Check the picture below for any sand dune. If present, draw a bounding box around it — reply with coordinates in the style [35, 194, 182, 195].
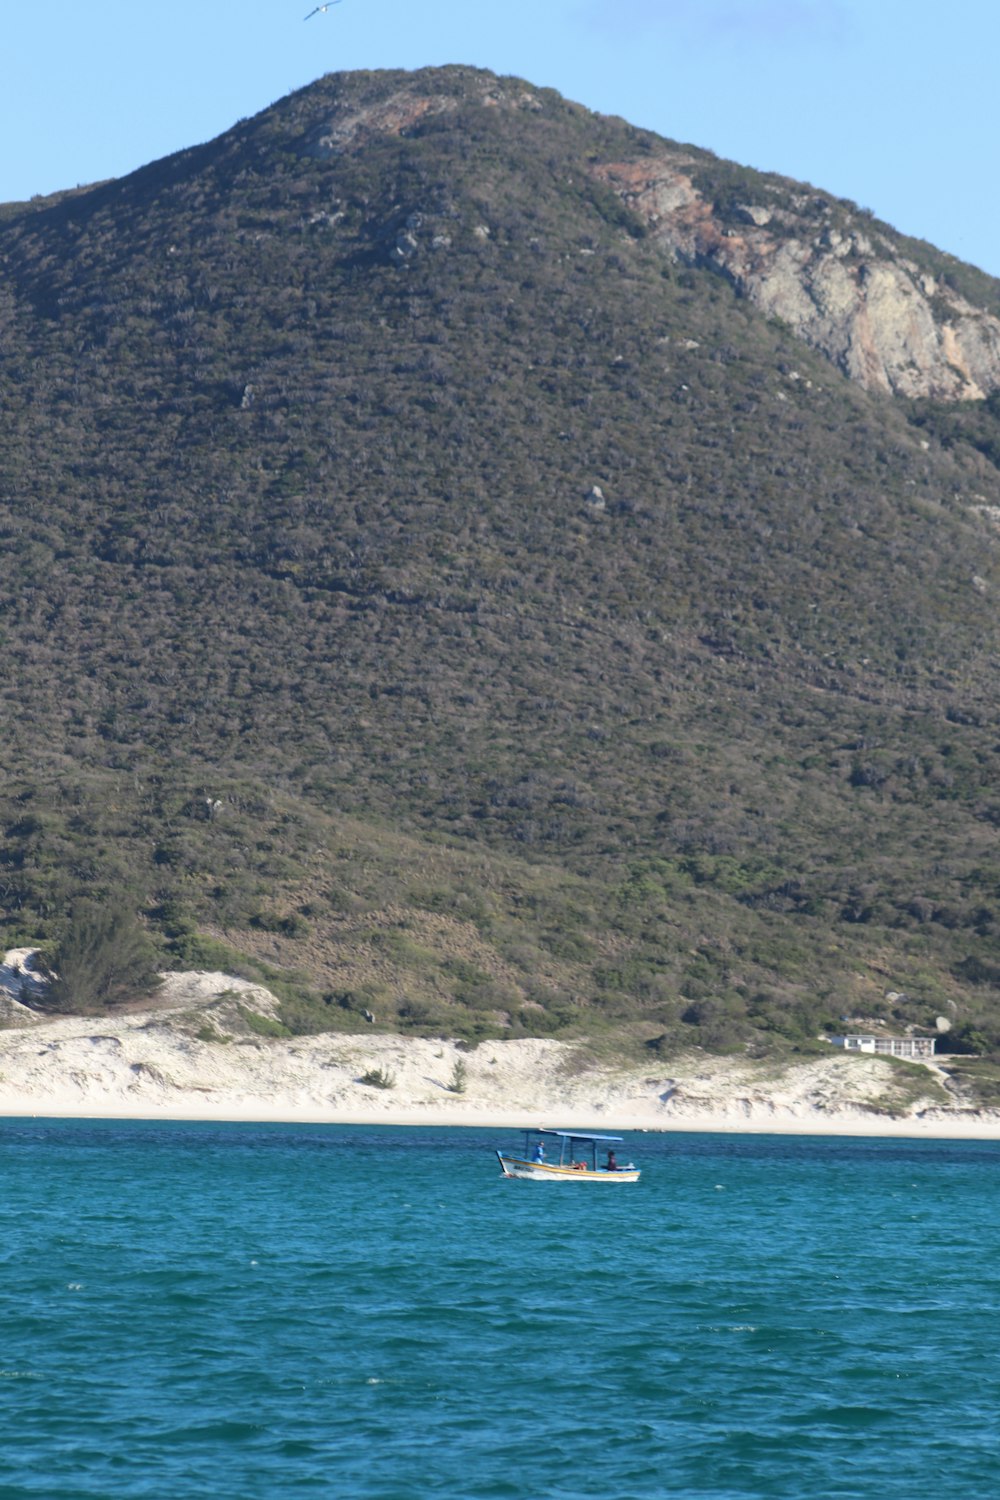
[0, 963, 996, 1138]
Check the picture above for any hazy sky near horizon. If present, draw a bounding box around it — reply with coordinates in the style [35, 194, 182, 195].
[4, 0, 997, 277]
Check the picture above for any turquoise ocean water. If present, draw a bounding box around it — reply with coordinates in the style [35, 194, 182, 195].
[2, 1121, 999, 1498]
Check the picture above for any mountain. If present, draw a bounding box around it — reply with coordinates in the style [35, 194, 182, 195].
[1, 66, 999, 1079]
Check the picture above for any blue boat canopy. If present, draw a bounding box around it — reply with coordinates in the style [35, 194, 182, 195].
[536, 1129, 624, 1143]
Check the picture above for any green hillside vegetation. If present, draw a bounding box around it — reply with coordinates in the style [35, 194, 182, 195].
[0, 67, 999, 1065]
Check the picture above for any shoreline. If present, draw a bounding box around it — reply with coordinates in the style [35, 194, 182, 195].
[2, 1103, 999, 1140]
[2, 1093, 999, 1143]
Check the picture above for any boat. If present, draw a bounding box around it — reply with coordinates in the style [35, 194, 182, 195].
[496, 1128, 641, 1182]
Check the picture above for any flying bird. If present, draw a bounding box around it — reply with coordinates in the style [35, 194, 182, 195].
[304, 2, 342, 16]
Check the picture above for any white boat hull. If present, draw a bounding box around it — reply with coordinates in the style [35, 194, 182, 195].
[497, 1154, 640, 1182]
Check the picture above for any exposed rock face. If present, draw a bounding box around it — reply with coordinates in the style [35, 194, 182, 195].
[593, 157, 1000, 401]
[299, 77, 543, 158]
[300, 91, 457, 157]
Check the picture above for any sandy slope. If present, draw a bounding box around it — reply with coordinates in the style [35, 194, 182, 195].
[0, 962, 996, 1138]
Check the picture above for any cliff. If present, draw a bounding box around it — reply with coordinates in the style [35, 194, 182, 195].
[593, 153, 1000, 400]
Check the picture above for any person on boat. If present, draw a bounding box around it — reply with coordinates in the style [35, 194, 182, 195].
[532, 1142, 546, 1163]
[605, 1150, 618, 1171]
[572, 1159, 587, 1171]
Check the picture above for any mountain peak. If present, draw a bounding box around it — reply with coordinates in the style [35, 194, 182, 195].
[245, 65, 1000, 403]
[289, 65, 549, 158]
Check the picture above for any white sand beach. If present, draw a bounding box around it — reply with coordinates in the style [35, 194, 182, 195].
[0, 958, 997, 1138]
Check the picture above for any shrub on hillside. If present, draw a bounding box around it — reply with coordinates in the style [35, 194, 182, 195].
[43, 901, 162, 1014]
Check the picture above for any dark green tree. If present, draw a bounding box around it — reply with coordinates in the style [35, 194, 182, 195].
[44, 902, 162, 1014]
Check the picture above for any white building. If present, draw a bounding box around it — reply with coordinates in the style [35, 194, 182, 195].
[831, 1034, 936, 1059]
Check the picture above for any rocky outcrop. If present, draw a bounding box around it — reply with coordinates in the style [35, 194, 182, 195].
[299, 77, 543, 158]
[593, 156, 1000, 401]
[300, 90, 457, 157]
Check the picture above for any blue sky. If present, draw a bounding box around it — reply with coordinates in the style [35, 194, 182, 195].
[4, 0, 997, 277]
